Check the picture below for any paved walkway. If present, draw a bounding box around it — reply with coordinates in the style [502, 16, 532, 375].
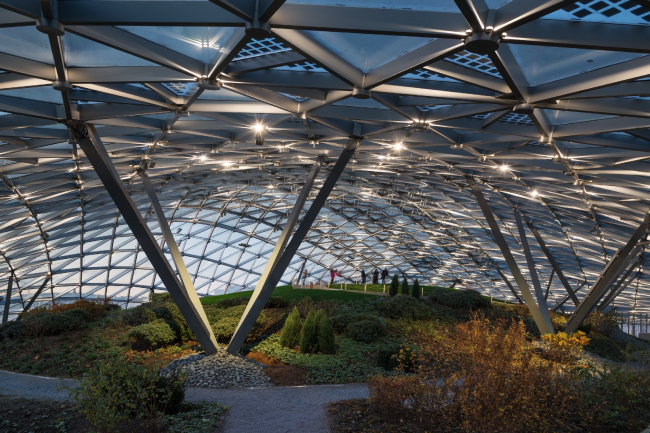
[0, 370, 368, 433]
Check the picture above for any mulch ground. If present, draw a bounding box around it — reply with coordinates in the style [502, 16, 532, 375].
[246, 351, 308, 386]
[328, 398, 419, 433]
[0, 394, 88, 433]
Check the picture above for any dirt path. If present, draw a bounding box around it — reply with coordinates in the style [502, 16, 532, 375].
[0, 369, 368, 433]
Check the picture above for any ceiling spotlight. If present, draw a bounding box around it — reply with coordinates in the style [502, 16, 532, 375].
[253, 123, 265, 134]
[393, 142, 403, 150]
[198, 155, 207, 163]
[499, 165, 509, 172]
[531, 190, 538, 197]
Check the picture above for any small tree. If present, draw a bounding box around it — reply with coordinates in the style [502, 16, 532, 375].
[299, 309, 319, 354]
[280, 307, 302, 348]
[389, 274, 399, 297]
[401, 276, 409, 295]
[317, 313, 336, 354]
[412, 279, 421, 299]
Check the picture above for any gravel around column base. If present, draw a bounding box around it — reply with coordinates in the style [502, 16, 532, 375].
[161, 349, 274, 388]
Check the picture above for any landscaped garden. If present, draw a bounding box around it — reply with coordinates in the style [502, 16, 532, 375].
[1, 276, 649, 432]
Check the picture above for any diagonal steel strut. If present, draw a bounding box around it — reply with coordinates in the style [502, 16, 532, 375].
[66, 121, 219, 355]
[227, 138, 360, 354]
[467, 177, 554, 335]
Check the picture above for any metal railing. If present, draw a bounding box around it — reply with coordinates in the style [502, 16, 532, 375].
[619, 312, 650, 337]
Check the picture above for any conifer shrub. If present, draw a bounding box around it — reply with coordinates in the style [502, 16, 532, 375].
[401, 277, 409, 295]
[412, 279, 421, 299]
[210, 317, 240, 342]
[345, 318, 386, 343]
[128, 319, 176, 348]
[280, 307, 302, 348]
[299, 309, 319, 353]
[389, 274, 399, 297]
[380, 295, 431, 320]
[429, 288, 491, 310]
[317, 313, 336, 354]
[0, 320, 24, 339]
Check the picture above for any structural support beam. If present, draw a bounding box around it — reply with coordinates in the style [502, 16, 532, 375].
[514, 210, 555, 333]
[467, 177, 554, 335]
[554, 281, 587, 311]
[527, 222, 579, 306]
[65, 121, 219, 355]
[2, 274, 13, 324]
[564, 213, 650, 334]
[544, 269, 554, 301]
[141, 170, 198, 297]
[600, 256, 643, 311]
[227, 138, 360, 354]
[17, 275, 51, 320]
[495, 266, 524, 304]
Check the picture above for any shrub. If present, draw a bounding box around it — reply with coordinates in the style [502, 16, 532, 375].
[540, 331, 589, 364]
[290, 297, 336, 318]
[70, 359, 186, 433]
[376, 343, 415, 372]
[584, 332, 627, 362]
[22, 298, 115, 321]
[317, 313, 336, 354]
[266, 296, 284, 308]
[153, 302, 193, 341]
[210, 317, 240, 343]
[401, 277, 409, 295]
[215, 297, 250, 309]
[299, 309, 319, 354]
[151, 292, 172, 302]
[412, 279, 421, 299]
[128, 319, 177, 348]
[389, 274, 399, 297]
[22, 309, 90, 338]
[345, 319, 386, 343]
[429, 289, 491, 310]
[0, 320, 24, 339]
[380, 295, 430, 321]
[280, 307, 302, 348]
[330, 313, 377, 334]
[585, 309, 620, 335]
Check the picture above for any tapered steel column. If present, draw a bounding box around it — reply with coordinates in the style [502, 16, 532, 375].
[17, 275, 51, 320]
[495, 266, 524, 303]
[514, 211, 554, 333]
[565, 213, 650, 334]
[141, 171, 197, 294]
[467, 177, 554, 335]
[2, 274, 13, 324]
[227, 138, 360, 354]
[527, 222, 579, 306]
[544, 270, 554, 301]
[600, 257, 642, 310]
[65, 120, 219, 355]
[554, 281, 587, 312]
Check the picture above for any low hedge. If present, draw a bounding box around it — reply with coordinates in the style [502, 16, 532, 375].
[128, 319, 177, 348]
[345, 319, 386, 343]
[379, 295, 431, 321]
[429, 289, 491, 310]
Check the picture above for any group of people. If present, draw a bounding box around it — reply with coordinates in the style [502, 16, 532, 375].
[299, 267, 393, 285]
[360, 268, 390, 285]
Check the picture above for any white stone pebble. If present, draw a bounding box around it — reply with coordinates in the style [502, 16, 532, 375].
[160, 348, 274, 389]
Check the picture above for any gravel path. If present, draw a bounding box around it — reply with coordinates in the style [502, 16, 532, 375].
[0, 369, 368, 433]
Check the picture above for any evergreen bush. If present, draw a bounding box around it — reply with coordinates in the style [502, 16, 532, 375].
[401, 277, 409, 295]
[429, 289, 491, 310]
[389, 274, 399, 297]
[128, 319, 177, 348]
[22, 309, 90, 337]
[70, 359, 186, 433]
[266, 296, 284, 308]
[345, 319, 386, 343]
[0, 320, 24, 339]
[330, 313, 377, 334]
[380, 295, 431, 320]
[412, 279, 421, 299]
[210, 317, 240, 342]
[317, 313, 336, 354]
[280, 307, 302, 348]
[299, 309, 319, 353]
[215, 297, 250, 309]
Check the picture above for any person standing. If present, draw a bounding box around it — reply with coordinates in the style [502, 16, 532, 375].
[381, 268, 389, 285]
[361, 269, 366, 284]
[302, 268, 308, 286]
[330, 268, 336, 285]
[372, 268, 379, 284]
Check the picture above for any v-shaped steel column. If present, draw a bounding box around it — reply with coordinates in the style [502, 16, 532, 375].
[66, 121, 219, 354]
[565, 213, 650, 334]
[467, 177, 554, 335]
[2, 274, 13, 324]
[227, 138, 360, 354]
[514, 210, 554, 333]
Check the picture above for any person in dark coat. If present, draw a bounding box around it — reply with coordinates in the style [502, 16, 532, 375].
[361, 269, 366, 284]
[372, 268, 379, 284]
[381, 268, 389, 284]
